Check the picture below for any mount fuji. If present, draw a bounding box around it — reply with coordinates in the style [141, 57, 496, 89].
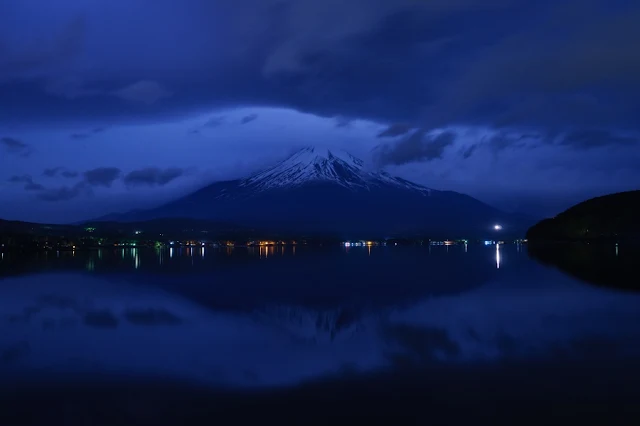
[97, 147, 531, 236]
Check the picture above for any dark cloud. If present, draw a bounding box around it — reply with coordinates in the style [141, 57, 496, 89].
[43, 167, 63, 177]
[240, 114, 258, 124]
[61, 170, 79, 179]
[1, 137, 31, 156]
[8, 175, 32, 184]
[43, 167, 78, 178]
[70, 133, 90, 140]
[460, 144, 478, 159]
[460, 133, 534, 159]
[204, 116, 226, 128]
[24, 181, 45, 191]
[83, 167, 122, 187]
[124, 308, 182, 326]
[377, 123, 414, 138]
[37, 182, 88, 202]
[83, 310, 119, 329]
[2, 0, 639, 144]
[429, 2, 640, 131]
[374, 130, 457, 166]
[111, 80, 173, 105]
[8, 175, 86, 200]
[7, 175, 44, 191]
[123, 168, 185, 187]
[559, 129, 638, 150]
[486, 133, 530, 152]
[0, 15, 85, 80]
[69, 127, 107, 139]
[335, 116, 352, 128]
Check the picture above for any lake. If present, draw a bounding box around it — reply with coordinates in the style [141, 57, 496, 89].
[1, 243, 639, 424]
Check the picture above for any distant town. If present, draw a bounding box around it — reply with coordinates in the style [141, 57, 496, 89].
[0, 218, 527, 253]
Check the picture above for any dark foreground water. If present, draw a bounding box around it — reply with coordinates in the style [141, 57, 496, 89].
[0, 243, 639, 425]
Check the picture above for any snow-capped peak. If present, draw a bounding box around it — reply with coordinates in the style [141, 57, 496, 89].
[278, 146, 364, 170]
[241, 146, 432, 195]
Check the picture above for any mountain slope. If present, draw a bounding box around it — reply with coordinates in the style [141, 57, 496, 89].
[96, 147, 531, 237]
[527, 190, 640, 241]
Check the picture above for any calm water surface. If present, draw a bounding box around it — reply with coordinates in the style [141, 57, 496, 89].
[0, 244, 638, 424]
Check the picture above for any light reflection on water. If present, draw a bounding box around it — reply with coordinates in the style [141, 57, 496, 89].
[0, 245, 639, 390]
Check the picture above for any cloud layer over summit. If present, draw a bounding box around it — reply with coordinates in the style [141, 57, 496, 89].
[1, 0, 639, 222]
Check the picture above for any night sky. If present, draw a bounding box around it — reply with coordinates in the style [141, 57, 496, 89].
[1, 0, 639, 223]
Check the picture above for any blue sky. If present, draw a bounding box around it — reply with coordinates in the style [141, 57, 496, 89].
[1, 0, 639, 222]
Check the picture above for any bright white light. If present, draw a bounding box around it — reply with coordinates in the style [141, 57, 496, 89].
[496, 243, 501, 269]
[494, 225, 502, 230]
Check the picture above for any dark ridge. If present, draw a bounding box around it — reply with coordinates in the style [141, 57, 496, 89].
[526, 190, 640, 242]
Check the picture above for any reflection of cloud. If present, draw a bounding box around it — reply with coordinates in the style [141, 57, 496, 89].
[1, 341, 31, 363]
[383, 324, 460, 367]
[124, 308, 182, 325]
[83, 310, 119, 328]
[36, 294, 79, 310]
[387, 275, 640, 363]
[41, 318, 56, 331]
[2, 258, 640, 390]
[5, 294, 86, 326]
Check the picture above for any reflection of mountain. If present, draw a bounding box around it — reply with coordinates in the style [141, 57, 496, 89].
[145, 248, 498, 316]
[253, 306, 362, 342]
[0, 247, 499, 325]
[527, 243, 640, 291]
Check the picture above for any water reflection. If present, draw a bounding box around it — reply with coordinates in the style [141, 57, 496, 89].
[0, 244, 639, 395]
[133, 248, 140, 269]
[259, 245, 275, 258]
[528, 242, 640, 291]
